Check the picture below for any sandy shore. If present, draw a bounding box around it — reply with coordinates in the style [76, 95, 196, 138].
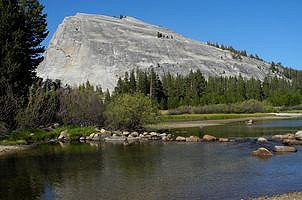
[150, 113, 302, 130]
[253, 192, 302, 200]
[0, 145, 28, 157]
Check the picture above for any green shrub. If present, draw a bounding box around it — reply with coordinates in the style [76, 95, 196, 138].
[58, 86, 105, 126]
[167, 100, 275, 115]
[16, 87, 59, 128]
[104, 93, 159, 129]
[0, 93, 22, 129]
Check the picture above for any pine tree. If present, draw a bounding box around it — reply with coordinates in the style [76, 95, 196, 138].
[0, 0, 48, 96]
[129, 69, 136, 93]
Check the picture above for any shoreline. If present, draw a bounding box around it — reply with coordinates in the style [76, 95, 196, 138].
[253, 192, 302, 200]
[0, 145, 29, 157]
[148, 113, 302, 130]
[1, 113, 302, 157]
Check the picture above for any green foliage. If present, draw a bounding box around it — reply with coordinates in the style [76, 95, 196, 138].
[53, 126, 96, 138]
[104, 93, 159, 129]
[0, 0, 48, 96]
[206, 41, 263, 61]
[16, 80, 60, 128]
[0, 92, 22, 129]
[167, 100, 275, 115]
[58, 81, 105, 126]
[113, 68, 302, 109]
[160, 113, 272, 122]
[15, 80, 105, 129]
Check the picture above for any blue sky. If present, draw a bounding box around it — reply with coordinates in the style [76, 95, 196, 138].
[41, 0, 302, 69]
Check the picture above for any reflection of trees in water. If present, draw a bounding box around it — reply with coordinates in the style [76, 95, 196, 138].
[0, 142, 163, 199]
[103, 142, 163, 176]
[0, 143, 104, 200]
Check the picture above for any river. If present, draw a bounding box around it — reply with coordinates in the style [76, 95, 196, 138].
[1, 118, 302, 200]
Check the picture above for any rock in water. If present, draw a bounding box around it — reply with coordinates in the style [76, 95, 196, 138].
[202, 134, 217, 142]
[37, 13, 285, 91]
[219, 138, 229, 142]
[58, 130, 69, 140]
[175, 136, 186, 142]
[252, 147, 273, 157]
[295, 131, 302, 140]
[282, 139, 302, 146]
[257, 137, 268, 143]
[273, 146, 297, 153]
[185, 136, 201, 142]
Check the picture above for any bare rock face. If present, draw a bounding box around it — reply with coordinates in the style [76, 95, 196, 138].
[37, 13, 285, 91]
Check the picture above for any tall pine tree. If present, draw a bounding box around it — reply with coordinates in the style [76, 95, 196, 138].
[0, 0, 48, 96]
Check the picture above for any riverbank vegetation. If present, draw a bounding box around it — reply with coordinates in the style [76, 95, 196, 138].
[2, 0, 302, 144]
[114, 68, 302, 109]
[160, 113, 272, 122]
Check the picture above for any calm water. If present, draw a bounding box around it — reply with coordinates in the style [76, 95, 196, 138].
[169, 118, 302, 138]
[1, 118, 302, 200]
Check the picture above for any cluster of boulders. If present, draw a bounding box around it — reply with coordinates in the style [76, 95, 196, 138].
[56, 128, 232, 144]
[57, 128, 174, 143]
[252, 131, 302, 157]
[175, 134, 230, 143]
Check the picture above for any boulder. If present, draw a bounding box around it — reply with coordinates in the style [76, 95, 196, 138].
[122, 131, 130, 136]
[79, 136, 86, 141]
[92, 133, 102, 141]
[86, 133, 95, 140]
[162, 136, 169, 142]
[160, 133, 167, 137]
[219, 138, 229, 142]
[247, 119, 253, 125]
[130, 132, 139, 137]
[127, 136, 140, 142]
[295, 131, 302, 140]
[175, 136, 186, 142]
[151, 135, 161, 140]
[112, 131, 122, 136]
[283, 139, 302, 146]
[58, 130, 69, 140]
[100, 128, 107, 134]
[272, 133, 295, 141]
[251, 147, 273, 157]
[273, 146, 297, 153]
[185, 136, 201, 142]
[53, 123, 60, 128]
[143, 132, 149, 136]
[150, 132, 159, 136]
[272, 135, 284, 141]
[257, 137, 268, 143]
[162, 134, 173, 142]
[105, 136, 126, 143]
[202, 134, 217, 142]
[143, 135, 152, 140]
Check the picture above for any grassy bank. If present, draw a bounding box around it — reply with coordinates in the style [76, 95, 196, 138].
[160, 113, 272, 122]
[0, 126, 96, 145]
[0, 113, 274, 144]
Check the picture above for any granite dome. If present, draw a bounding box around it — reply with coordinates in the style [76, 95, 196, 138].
[37, 13, 284, 90]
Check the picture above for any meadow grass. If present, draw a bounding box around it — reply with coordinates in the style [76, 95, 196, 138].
[160, 113, 272, 122]
[0, 126, 96, 145]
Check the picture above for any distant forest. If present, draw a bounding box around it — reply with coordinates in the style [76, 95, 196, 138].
[114, 68, 302, 109]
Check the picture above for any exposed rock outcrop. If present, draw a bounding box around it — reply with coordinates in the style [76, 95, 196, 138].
[37, 13, 285, 90]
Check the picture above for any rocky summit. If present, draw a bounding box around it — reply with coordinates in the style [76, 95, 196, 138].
[37, 13, 284, 90]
